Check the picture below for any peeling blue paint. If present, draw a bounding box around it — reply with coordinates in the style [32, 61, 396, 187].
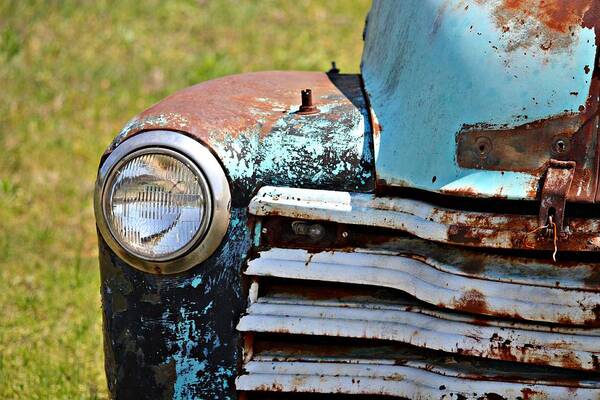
[190, 276, 203, 289]
[363, 0, 597, 196]
[100, 209, 252, 399]
[253, 220, 262, 248]
[100, 74, 374, 398]
[210, 96, 373, 196]
[164, 307, 206, 400]
[109, 113, 191, 152]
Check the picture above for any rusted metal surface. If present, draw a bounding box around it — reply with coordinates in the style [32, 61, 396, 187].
[237, 294, 600, 371]
[538, 159, 576, 232]
[362, 0, 600, 202]
[258, 224, 600, 293]
[457, 115, 584, 172]
[99, 208, 252, 399]
[237, 339, 600, 398]
[250, 336, 600, 384]
[245, 246, 600, 325]
[98, 72, 375, 398]
[96, 2, 600, 398]
[456, 113, 598, 203]
[104, 72, 375, 206]
[249, 185, 600, 252]
[237, 360, 600, 398]
[456, 110, 599, 203]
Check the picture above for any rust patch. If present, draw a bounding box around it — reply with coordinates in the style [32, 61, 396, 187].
[584, 304, 600, 326]
[582, 0, 600, 34]
[453, 289, 489, 314]
[255, 383, 284, 392]
[557, 316, 574, 325]
[559, 352, 583, 370]
[483, 0, 594, 51]
[592, 354, 600, 370]
[488, 333, 518, 362]
[521, 388, 544, 400]
[447, 225, 484, 245]
[457, 114, 585, 173]
[105, 72, 372, 156]
[536, 0, 592, 33]
[458, 0, 600, 203]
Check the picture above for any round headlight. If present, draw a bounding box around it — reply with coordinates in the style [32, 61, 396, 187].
[95, 131, 231, 274]
[103, 149, 212, 261]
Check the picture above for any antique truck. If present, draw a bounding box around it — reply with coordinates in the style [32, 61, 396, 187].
[94, 1, 600, 399]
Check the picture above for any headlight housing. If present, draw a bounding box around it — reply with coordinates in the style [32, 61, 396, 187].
[94, 131, 231, 274]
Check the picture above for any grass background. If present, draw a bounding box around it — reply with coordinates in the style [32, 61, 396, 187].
[0, 1, 370, 398]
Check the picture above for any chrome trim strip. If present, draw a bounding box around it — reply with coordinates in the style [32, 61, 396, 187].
[94, 130, 231, 274]
[237, 296, 600, 371]
[236, 359, 600, 398]
[248, 186, 600, 251]
[246, 248, 600, 325]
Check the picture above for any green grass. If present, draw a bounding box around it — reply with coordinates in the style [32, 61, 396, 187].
[0, 1, 369, 398]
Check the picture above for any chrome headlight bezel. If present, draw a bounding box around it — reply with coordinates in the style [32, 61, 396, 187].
[94, 130, 231, 274]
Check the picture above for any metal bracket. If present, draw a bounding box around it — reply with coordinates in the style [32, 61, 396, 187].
[538, 159, 576, 232]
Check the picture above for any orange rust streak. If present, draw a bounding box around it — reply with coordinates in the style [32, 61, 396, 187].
[452, 289, 489, 314]
[504, 0, 524, 7]
[501, 0, 593, 33]
[538, 0, 593, 33]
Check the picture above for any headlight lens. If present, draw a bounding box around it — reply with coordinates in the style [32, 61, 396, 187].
[103, 149, 212, 261]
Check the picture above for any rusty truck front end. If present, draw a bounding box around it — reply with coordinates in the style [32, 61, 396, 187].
[94, 1, 600, 399]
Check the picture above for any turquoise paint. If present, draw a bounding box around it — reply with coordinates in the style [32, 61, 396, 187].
[165, 306, 207, 400]
[440, 171, 539, 200]
[363, 0, 597, 199]
[190, 276, 203, 289]
[109, 75, 375, 200]
[166, 302, 233, 400]
[210, 96, 373, 191]
[253, 220, 262, 248]
[160, 210, 251, 400]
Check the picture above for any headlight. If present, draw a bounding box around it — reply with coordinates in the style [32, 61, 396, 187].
[95, 131, 231, 274]
[103, 149, 211, 260]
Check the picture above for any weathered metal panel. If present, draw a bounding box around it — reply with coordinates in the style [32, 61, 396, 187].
[99, 208, 251, 400]
[249, 186, 600, 252]
[105, 72, 375, 206]
[254, 235, 600, 291]
[98, 72, 375, 399]
[237, 359, 600, 398]
[237, 295, 600, 371]
[362, 0, 600, 201]
[246, 247, 600, 325]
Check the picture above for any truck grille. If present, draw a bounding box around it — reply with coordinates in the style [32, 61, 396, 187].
[236, 186, 600, 399]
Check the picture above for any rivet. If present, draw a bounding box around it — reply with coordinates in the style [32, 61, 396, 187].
[552, 137, 569, 154]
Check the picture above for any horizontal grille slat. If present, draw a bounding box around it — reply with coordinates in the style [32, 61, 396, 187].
[249, 186, 600, 252]
[238, 294, 600, 371]
[239, 187, 600, 396]
[247, 247, 600, 325]
[237, 336, 600, 398]
[237, 360, 600, 399]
